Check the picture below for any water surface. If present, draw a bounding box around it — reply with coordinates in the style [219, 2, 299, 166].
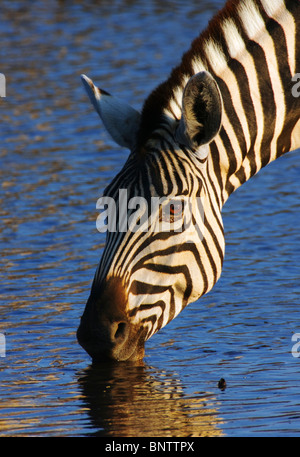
[0, 0, 300, 437]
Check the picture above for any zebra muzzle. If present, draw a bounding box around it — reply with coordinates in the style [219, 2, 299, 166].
[77, 277, 146, 362]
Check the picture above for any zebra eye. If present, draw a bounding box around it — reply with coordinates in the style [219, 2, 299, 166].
[160, 200, 184, 223]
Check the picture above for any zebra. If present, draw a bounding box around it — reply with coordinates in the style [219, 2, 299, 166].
[77, 0, 300, 362]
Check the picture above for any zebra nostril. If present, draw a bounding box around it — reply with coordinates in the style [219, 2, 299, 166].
[114, 322, 127, 341]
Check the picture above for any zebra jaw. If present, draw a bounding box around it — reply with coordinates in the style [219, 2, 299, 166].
[77, 0, 300, 364]
[78, 71, 224, 362]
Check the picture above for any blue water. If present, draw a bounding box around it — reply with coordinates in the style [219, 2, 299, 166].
[0, 0, 299, 437]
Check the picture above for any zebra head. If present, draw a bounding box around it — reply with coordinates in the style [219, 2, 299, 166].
[77, 71, 224, 362]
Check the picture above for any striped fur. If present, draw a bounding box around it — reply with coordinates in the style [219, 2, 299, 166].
[138, 0, 299, 202]
[78, 0, 300, 361]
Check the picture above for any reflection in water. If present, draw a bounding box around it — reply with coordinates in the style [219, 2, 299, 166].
[77, 362, 223, 437]
[1, 0, 299, 437]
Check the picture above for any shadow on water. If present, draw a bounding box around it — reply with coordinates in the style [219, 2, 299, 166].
[77, 361, 224, 437]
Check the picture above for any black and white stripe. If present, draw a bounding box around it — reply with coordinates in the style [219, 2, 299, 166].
[78, 0, 299, 359]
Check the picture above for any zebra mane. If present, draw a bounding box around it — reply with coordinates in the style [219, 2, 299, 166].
[137, 0, 286, 148]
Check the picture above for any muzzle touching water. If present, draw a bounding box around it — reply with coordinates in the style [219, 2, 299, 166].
[77, 277, 146, 362]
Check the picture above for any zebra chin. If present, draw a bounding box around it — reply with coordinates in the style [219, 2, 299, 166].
[77, 325, 146, 363]
[76, 277, 147, 363]
[77, 320, 147, 363]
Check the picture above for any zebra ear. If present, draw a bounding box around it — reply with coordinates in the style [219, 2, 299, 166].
[176, 71, 222, 152]
[81, 74, 141, 149]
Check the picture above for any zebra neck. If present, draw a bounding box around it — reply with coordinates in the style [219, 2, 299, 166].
[212, 0, 300, 204]
[139, 0, 299, 206]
